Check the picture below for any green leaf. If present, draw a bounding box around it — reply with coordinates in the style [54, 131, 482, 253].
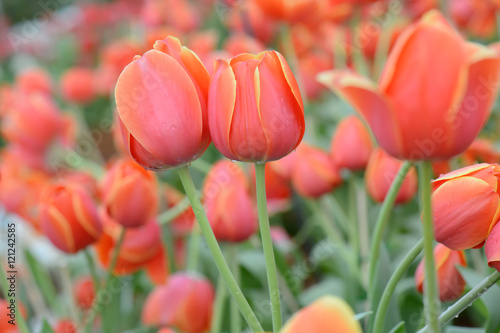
[24, 250, 59, 311]
[354, 311, 373, 321]
[388, 321, 406, 333]
[40, 319, 55, 333]
[445, 326, 485, 333]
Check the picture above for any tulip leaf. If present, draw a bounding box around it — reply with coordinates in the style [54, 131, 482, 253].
[354, 311, 373, 321]
[40, 319, 55, 333]
[24, 249, 59, 312]
[445, 327, 484, 333]
[388, 321, 405, 333]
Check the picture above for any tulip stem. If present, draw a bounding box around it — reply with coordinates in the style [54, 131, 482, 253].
[372, 239, 424, 333]
[348, 176, 360, 267]
[211, 274, 227, 333]
[84, 249, 100, 290]
[187, 223, 201, 271]
[416, 270, 500, 333]
[255, 162, 283, 332]
[85, 228, 126, 332]
[157, 196, 191, 225]
[160, 223, 177, 274]
[419, 160, 441, 333]
[368, 161, 413, 307]
[0, 266, 30, 333]
[178, 166, 264, 332]
[229, 245, 241, 333]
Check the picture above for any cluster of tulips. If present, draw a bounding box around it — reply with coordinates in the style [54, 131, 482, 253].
[2, 0, 500, 333]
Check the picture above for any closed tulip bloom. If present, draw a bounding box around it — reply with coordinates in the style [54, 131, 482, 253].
[208, 51, 305, 162]
[365, 148, 418, 204]
[432, 163, 500, 250]
[281, 296, 362, 333]
[331, 116, 373, 170]
[60, 67, 96, 104]
[319, 11, 500, 160]
[415, 243, 467, 302]
[74, 276, 95, 311]
[101, 159, 158, 228]
[115, 36, 211, 170]
[203, 160, 258, 242]
[142, 273, 214, 333]
[485, 222, 500, 272]
[253, 0, 324, 24]
[40, 184, 102, 253]
[16, 68, 53, 94]
[54, 319, 77, 333]
[291, 144, 342, 198]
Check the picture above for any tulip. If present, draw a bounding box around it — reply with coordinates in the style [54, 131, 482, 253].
[203, 160, 258, 242]
[101, 158, 158, 228]
[415, 243, 467, 302]
[462, 138, 500, 165]
[485, 222, 500, 272]
[54, 319, 77, 333]
[432, 163, 500, 250]
[39, 183, 102, 253]
[365, 148, 418, 204]
[208, 51, 305, 162]
[450, 0, 497, 38]
[0, 299, 26, 333]
[16, 68, 53, 94]
[144, 245, 170, 284]
[319, 11, 500, 160]
[115, 36, 211, 170]
[95, 212, 163, 275]
[142, 272, 214, 333]
[330, 115, 373, 171]
[74, 276, 95, 311]
[253, 0, 324, 24]
[291, 144, 342, 198]
[281, 296, 362, 333]
[60, 67, 96, 104]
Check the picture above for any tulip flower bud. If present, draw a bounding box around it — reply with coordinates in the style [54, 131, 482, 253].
[95, 213, 163, 276]
[485, 220, 500, 272]
[365, 148, 417, 204]
[291, 144, 342, 198]
[330, 115, 373, 171]
[60, 67, 96, 104]
[40, 184, 102, 253]
[54, 319, 77, 333]
[17, 68, 53, 94]
[203, 160, 258, 242]
[115, 36, 211, 170]
[142, 272, 215, 333]
[281, 296, 362, 333]
[74, 276, 95, 311]
[432, 163, 500, 250]
[319, 11, 500, 160]
[101, 159, 158, 228]
[208, 51, 305, 162]
[415, 243, 467, 302]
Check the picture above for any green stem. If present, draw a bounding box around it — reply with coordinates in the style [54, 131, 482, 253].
[178, 166, 263, 332]
[348, 176, 360, 265]
[369, 161, 413, 296]
[0, 267, 29, 333]
[84, 249, 100, 291]
[417, 270, 500, 333]
[85, 228, 126, 332]
[229, 245, 241, 333]
[255, 163, 282, 331]
[186, 224, 201, 271]
[157, 196, 191, 225]
[160, 223, 177, 274]
[419, 160, 440, 333]
[211, 274, 227, 333]
[373, 239, 424, 333]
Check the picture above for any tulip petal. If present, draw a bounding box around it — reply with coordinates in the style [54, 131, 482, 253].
[485, 222, 500, 271]
[115, 49, 204, 166]
[433, 176, 500, 250]
[281, 296, 362, 333]
[318, 70, 402, 157]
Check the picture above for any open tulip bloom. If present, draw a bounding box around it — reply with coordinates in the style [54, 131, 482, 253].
[6, 3, 500, 333]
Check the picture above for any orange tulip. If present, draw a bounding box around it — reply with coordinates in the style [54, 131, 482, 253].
[432, 163, 500, 250]
[16, 68, 53, 94]
[60, 67, 96, 104]
[253, 0, 325, 24]
[74, 276, 95, 311]
[203, 160, 258, 242]
[450, 0, 497, 38]
[142, 273, 214, 333]
[462, 138, 500, 165]
[40, 183, 102, 253]
[415, 243, 467, 302]
[291, 144, 342, 198]
[0, 299, 26, 333]
[208, 51, 305, 162]
[101, 158, 158, 228]
[319, 10, 500, 160]
[330, 115, 373, 171]
[95, 213, 163, 275]
[281, 296, 362, 333]
[365, 148, 418, 204]
[115, 36, 211, 170]
[54, 319, 77, 333]
[485, 222, 500, 272]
